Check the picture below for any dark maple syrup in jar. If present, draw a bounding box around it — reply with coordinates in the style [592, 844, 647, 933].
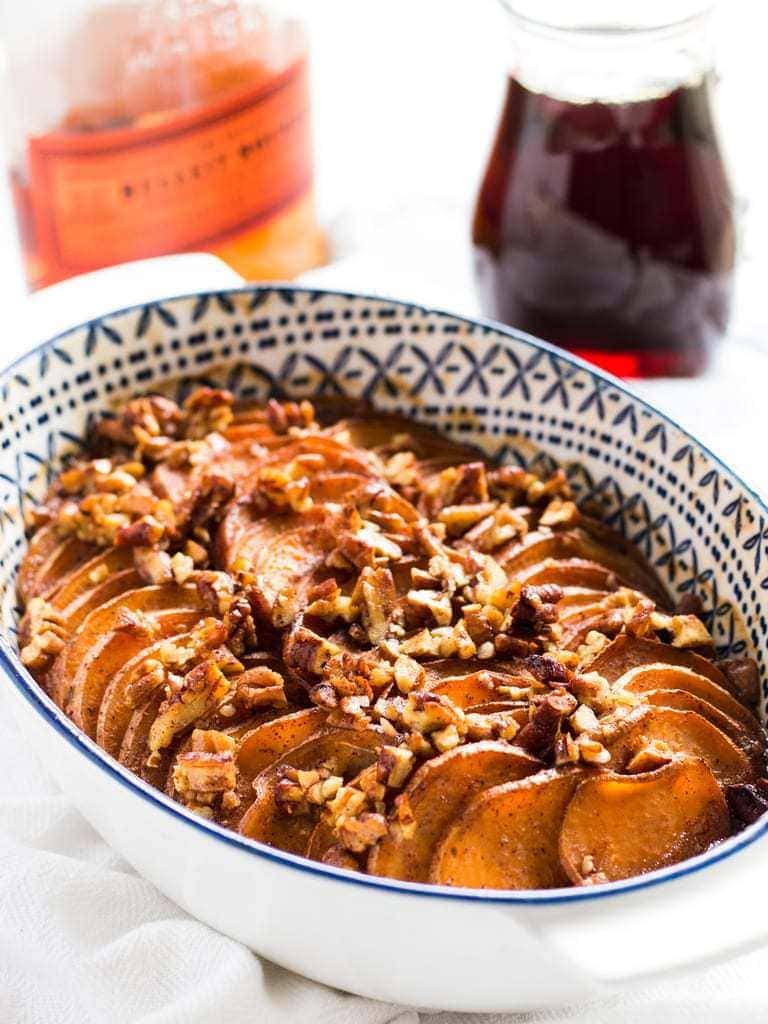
[473, 74, 735, 377]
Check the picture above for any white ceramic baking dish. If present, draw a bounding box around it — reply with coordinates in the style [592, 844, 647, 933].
[1, 257, 767, 1013]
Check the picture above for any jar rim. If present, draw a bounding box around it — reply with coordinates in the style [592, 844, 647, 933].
[499, 0, 716, 36]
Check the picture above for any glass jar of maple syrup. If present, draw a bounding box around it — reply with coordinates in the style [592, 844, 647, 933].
[473, 2, 735, 377]
[1, 0, 327, 290]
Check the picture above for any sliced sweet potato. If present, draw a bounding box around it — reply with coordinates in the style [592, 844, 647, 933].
[367, 741, 542, 882]
[49, 584, 203, 726]
[606, 706, 753, 786]
[326, 415, 481, 464]
[428, 670, 523, 710]
[559, 758, 730, 884]
[306, 817, 339, 864]
[430, 769, 581, 889]
[119, 692, 171, 788]
[97, 629, 197, 757]
[642, 688, 764, 774]
[248, 526, 328, 627]
[618, 663, 763, 739]
[557, 589, 611, 613]
[216, 501, 294, 572]
[499, 528, 670, 608]
[238, 728, 383, 854]
[22, 534, 96, 600]
[62, 568, 146, 631]
[518, 557, 621, 593]
[422, 658, 517, 686]
[18, 523, 63, 601]
[45, 546, 135, 609]
[589, 634, 728, 688]
[227, 708, 327, 827]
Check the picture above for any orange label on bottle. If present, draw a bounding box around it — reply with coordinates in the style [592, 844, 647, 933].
[27, 58, 313, 279]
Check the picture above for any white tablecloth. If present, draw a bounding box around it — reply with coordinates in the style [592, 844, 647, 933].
[3, 239, 768, 1022]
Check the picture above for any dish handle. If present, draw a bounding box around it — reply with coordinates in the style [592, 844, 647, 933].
[522, 825, 768, 989]
[25, 253, 245, 350]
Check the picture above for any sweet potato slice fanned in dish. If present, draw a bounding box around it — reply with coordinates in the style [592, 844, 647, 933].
[16, 389, 768, 891]
[641, 688, 764, 774]
[588, 634, 728, 687]
[606, 707, 753, 786]
[48, 584, 203, 715]
[559, 759, 730, 885]
[616, 663, 764, 741]
[431, 769, 581, 889]
[224, 708, 327, 827]
[368, 742, 542, 882]
[239, 729, 383, 854]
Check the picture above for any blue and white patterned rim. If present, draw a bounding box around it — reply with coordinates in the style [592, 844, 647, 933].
[1, 284, 766, 905]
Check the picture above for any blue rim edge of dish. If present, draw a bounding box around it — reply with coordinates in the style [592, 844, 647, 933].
[2, 282, 768, 907]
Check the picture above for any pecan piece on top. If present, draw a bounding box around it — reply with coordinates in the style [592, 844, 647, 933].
[516, 689, 577, 761]
[148, 659, 232, 762]
[718, 656, 761, 709]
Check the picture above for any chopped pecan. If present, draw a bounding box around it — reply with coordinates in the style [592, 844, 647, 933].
[718, 657, 761, 709]
[182, 387, 234, 439]
[133, 546, 173, 584]
[189, 471, 235, 531]
[401, 691, 467, 737]
[265, 398, 316, 435]
[148, 659, 232, 760]
[377, 745, 414, 788]
[332, 522, 403, 569]
[392, 792, 416, 839]
[511, 584, 563, 629]
[233, 666, 287, 710]
[276, 764, 343, 816]
[195, 570, 236, 615]
[522, 653, 571, 686]
[20, 598, 68, 671]
[321, 845, 361, 871]
[625, 740, 674, 773]
[459, 504, 528, 553]
[663, 613, 712, 649]
[170, 551, 195, 584]
[382, 451, 418, 488]
[115, 514, 167, 548]
[569, 703, 601, 736]
[94, 395, 182, 447]
[124, 658, 167, 708]
[285, 626, 341, 679]
[305, 579, 355, 623]
[223, 595, 259, 656]
[172, 729, 237, 806]
[392, 654, 425, 694]
[336, 812, 388, 853]
[516, 690, 577, 760]
[726, 780, 768, 829]
[675, 592, 705, 618]
[575, 733, 611, 766]
[255, 460, 313, 513]
[576, 630, 610, 667]
[406, 587, 453, 627]
[353, 566, 398, 644]
[539, 498, 579, 528]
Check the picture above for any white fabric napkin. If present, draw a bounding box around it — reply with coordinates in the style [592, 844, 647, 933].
[0, 686, 766, 1023]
